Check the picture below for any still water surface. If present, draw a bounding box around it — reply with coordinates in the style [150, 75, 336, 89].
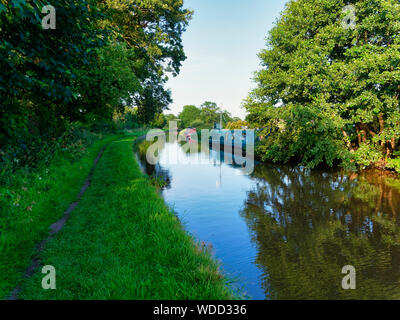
[136, 140, 400, 299]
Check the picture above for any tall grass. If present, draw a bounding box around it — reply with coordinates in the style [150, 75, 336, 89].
[0, 130, 123, 298]
[18, 136, 234, 299]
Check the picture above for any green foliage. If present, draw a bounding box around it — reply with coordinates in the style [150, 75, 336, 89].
[116, 107, 141, 130]
[226, 120, 248, 130]
[165, 114, 178, 122]
[388, 157, 400, 173]
[74, 43, 141, 121]
[148, 174, 169, 189]
[0, 122, 102, 174]
[189, 119, 207, 129]
[178, 105, 201, 128]
[101, 0, 193, 123]
[176, 102, 233, 129]
[0, 0, 192, 173]
[245, 0, 400, 170]
[254, 103, 354, 168]
[0, 133, 122, 298]
[163, 114, 178, 129]
[200, 101, 221, 128]
[17, 136, 234, 299]
[0, 0, 107, 143]
[150, 113, 167, 129]
[353, 142, 385, 168]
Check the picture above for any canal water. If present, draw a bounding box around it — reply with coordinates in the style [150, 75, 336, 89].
[135, 139, 400, 300]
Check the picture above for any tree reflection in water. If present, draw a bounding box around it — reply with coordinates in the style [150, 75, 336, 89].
[241, 165, 400, 299]
[136, 138, 400, 299]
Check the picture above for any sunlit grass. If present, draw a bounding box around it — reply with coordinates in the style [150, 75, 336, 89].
[0, 134, 126, 298]
[17, 136, 234, 299]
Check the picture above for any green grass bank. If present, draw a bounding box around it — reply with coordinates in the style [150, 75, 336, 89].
[14, 134, 233, 299]
[0, 131, 125, 298]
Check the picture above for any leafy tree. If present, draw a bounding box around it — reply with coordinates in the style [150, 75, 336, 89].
[99, 0, 193, 123]
[220, 110, 234, 127]
[0, 0, 193, 171]
[0, 0, 107, 145]
[164, 113, 178, 122]
[151, 112, 166, 128]
[198, 101, 233, 128]
[189, 119, 206, 129]
[175, 102, 234, 129]
[200, 101, 220, 128]
[178, 105, 201, 128]
[74, 43, 141, 121]
[226, 120, 248, 130]
[165, 113, 176, 120]
[244, 0, 400, 169]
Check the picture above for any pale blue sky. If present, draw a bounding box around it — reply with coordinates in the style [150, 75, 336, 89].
[166, 0, 288, 119]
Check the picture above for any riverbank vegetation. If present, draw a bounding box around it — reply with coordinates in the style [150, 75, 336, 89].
[164, 102, 241, 130]
[0, 131, 125, 298]
[1, 0, 235, 300]
[1, 0, 192, 174]
[3, 0, 400, 301]
[244, 0, 400, 173]
[17, 135, 234, 299]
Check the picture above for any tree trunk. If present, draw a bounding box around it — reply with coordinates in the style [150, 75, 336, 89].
[379, 113, 385, 147]
[342, 129, 354, 151]
[356, 124, 362, 146]
[360, 123, 376, 138]
[386, 145, 391, 158]
[361, 129, 367, 143]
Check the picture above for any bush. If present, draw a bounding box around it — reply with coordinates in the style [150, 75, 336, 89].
[353, 143, 385, 169]
[0, 122, 102, 182]
[388, 157, 400, 174]
[254, 104, 352, 169]
[244, 0, 400, 170]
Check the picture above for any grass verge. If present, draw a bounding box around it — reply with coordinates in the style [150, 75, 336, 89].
[18, 135, 233, 299]
[0, 133, 125, 298]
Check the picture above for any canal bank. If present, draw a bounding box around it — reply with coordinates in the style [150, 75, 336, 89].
[13, 134, 234, 299]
